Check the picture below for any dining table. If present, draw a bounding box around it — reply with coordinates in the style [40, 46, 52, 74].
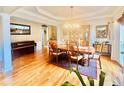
[57, 44, 96, 66]
[57, 44, 95, 54]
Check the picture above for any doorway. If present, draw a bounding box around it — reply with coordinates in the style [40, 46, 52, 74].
[41, 25, 57, 48]
[42, 25, 48, 48]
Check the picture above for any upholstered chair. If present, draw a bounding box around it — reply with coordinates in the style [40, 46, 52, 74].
[67, 41, 83, 70]
[48, 40, 65, 63]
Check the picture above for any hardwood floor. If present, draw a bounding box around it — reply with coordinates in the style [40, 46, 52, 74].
[0, 48, 123, 86]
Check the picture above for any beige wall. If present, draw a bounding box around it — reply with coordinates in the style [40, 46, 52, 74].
[10, 17, 43, 50]
[59, 18, 113, 45]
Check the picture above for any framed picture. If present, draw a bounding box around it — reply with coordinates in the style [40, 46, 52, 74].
[10, 23, 31, 35]
[96, 25, 108, 38]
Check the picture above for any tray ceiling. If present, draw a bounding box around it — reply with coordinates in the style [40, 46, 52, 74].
[0, 6, 123, 23]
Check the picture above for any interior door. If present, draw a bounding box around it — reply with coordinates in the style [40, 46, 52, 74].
[42, 26, 48, 48]
[44, 30, 47, 46]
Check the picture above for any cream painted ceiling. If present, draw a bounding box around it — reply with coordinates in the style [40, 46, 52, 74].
[0, 6, 123, 22]
[37, 6, 119, 19]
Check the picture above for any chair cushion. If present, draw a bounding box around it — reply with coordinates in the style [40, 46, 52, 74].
[70, 55, 83, 61]
[83, 54, 93, 59]
[92, 54, 100, 59]
[83, 53, 101, 59]
[52, 52, 65, 55]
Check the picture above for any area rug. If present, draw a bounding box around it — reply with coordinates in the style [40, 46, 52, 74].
[51, 58, 97, 79]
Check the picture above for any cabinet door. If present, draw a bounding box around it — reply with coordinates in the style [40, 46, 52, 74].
[102, 45, 109, 53]
[96, 44, 101, 52]
[94, 44, 101, 52]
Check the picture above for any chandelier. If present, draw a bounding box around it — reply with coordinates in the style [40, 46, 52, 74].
[63, 6, 80, 42]
[64, 6, 80, 30]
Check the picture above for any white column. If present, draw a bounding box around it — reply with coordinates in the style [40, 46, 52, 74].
[111, 21, 120, 62]
[0, 13, 12, 72]
[0, 16, 2, 62]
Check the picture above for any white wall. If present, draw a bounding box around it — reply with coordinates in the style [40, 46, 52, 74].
[10, 17, 43, 51]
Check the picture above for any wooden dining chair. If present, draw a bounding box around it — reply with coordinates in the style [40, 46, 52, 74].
[67, 41, 83, 70]
[48, 40, 65, 63]
[92, 42, 104, 69]
[84, 43, 103, 69]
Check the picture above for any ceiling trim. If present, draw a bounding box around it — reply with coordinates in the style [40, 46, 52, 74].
[68, 7, 111, 19]
[111, 6, 123, 16]
[36, 7, 63, 21]
[35, 6, 122, 21]
[10, 6, 124, 24]
[11, 9, 60, 26]
[10, 6, 23, 14]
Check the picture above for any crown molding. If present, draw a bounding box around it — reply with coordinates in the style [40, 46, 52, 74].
[111, 6, 124, 17]
[10, 6, 124, 24]
[36, 6, 64, 21]
[10, 6, 23, 14]
[11, 9, 60, 26]
[35, 6, 118, 21]
[112, 6, 124, 20]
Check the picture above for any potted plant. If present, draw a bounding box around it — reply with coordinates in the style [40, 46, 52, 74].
[62, 67, 106, 86]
